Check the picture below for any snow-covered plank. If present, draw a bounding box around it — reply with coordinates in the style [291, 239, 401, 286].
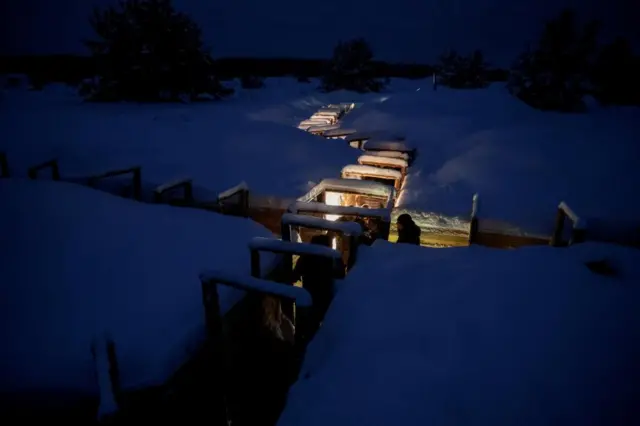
[199, 269, 312, 307]
[366, 151, 410, 161]
[318, 106, 343, 113]
[308, 124, 340, 132]
[281, 213, 363, 236]
[312, 111, 341, 118]
[471, 193, 479, 218]
[341, 164, 403, 180]
[323, 128, 358, 137]
[318, 178, 396, 198]
[559, 201, 585, 229]
[217, 181, 248, 200]
[346, 132, 374, 142]
[154, 177, 192, 194]
[363, 139, 414, 153]
[289, 201, 391, 221]
[302, 118, 332, 124]
[357, 154, 408, 169]
[249, 237, 343, 259]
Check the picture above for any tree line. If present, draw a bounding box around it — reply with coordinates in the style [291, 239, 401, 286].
[3, 1, 638, 111]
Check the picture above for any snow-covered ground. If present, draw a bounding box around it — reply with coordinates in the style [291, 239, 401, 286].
[339, 85, 640, 236]
[0, 178, 277, 394]
[279, 241, 640, 426]
[4, 78, 638, 239]
[2, 76, 640, 420]
[0, 79, 360, 201]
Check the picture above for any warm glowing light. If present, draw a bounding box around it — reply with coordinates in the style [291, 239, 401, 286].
[324, 191, 342, 221]
[332, 237, 337, 250]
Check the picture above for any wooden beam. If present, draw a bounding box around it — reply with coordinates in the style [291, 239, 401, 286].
[28, 159, 60, 181]
[0, 152, 9, 178]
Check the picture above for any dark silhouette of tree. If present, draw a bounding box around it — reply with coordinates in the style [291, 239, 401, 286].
[508, 9, 600, 112]
[82, 0, 230, 102]
[590, 37, 640, 106]
[321, 38, 385, 93]
[437, 49, 490, 89]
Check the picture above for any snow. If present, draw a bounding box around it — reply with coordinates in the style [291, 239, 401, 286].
[322, 128, 357, 137]
[357, 154, 408, 169]
[308, 124, 340, 133]
[365, 150, 410, 161]
[339, 84, 640, 236]
[0, 82, 360, 201]
[341, 164, 403, 180]
[279, 241, 640, 426]
[391, 207, 470, 232]
[0, 178, 277, 394]
[363, 138, 414, 153]
[558, 201, 584, 229]
[249, 237, 343, 260]
[199, 270, 312, 308]
[289, 201, 391, 222]
[218, 181, 248, 200]
[154, 176, 192, 194]
[281, 213, 363, 236]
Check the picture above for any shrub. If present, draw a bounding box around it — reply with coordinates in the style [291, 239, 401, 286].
[321, 38, 385, 93]
[83, 0, 230, 102]
[508, 9, 600, 112]
[437, 50, 490, 89]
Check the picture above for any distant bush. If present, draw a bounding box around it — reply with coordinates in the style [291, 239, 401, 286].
[83, 0, 231, 102]
[590, 37, 640, 106]
[508, 9, 599, 112]
[321, 38, 385, 93]
[437, 50, 490, 89]
[240, 75, 265, 89]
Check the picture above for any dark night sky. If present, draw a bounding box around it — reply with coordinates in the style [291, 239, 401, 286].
[1, 0, 637, 64]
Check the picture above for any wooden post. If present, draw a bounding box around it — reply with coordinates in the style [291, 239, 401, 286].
[92, 336, 121, 423]
[281, 221, 292, 242]
[570, 228, 586, 245]
[347, 235, 358, 270]
[551, 207, 566, 247]
[28, 159, 60, 181]
[379, 219, 391, 241]
[469, 193, 479, 244]
[0, 152, 9, 178]
[200, 279, 231, 426]
[242, 189, 250, 218]
[131, 167, 142, 201]
[250, 249, 261, 278]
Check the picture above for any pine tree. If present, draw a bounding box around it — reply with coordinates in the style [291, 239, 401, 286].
[590, 37, 640, 106]
[321, 38, 385, 93]
[83, 0, 230, 102]
[508, 9, 600, 112]
[438, 49, 490, 89]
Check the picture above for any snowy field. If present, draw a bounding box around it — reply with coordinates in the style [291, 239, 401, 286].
[0, 178, 277, 395]
[339, 86, 640, 236]
[2, 77, 639, 239]
[279, 241, 640, 426]
[0, 79, 360, 202]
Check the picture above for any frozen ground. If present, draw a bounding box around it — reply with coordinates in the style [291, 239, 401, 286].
[279, 240, 640, 426]
[0, 178, 277, 394]
[339, 85, 640, 235]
